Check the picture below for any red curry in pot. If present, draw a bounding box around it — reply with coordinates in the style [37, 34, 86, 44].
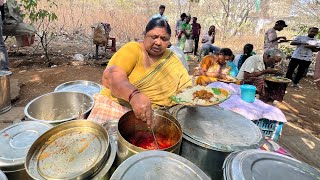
[128, 130, 174, 150]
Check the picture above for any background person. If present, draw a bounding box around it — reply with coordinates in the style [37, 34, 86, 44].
[0, 0, 9, 70]
[233, 44, 255, 69]
[150, 5, 167, 21]
[315, 52, 320, 90]
[237, 49, 287, 102]
[264, 20, 288, 52]
[178, 14, 191, 52]
[175, 13, 186, 41]
[191, 17, 201, 56]
[195, 48, 233, 85]
[285, 27, 319, 88]
[200, 25, 220, 57]
[88, 18, 192, 126]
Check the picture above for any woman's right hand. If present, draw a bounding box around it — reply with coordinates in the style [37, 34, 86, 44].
[129, 92, 153, 127]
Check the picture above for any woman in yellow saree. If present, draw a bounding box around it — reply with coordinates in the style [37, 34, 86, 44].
[195, 48, 233, 85]
[88, 18, 192, 125]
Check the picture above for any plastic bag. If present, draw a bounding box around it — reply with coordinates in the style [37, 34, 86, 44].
[93, 23, 111, 45]
[184, 39, 193, 53]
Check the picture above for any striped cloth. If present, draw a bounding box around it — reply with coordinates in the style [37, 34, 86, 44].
[87, 94, 131, 125]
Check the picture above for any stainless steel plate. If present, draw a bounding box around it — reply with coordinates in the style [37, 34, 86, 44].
[224, 150, 320, 180]
[0, 121, 52, 172]
[176, 106, 264, 152]
[25, 120, 109, 180]
[54, 80, 102, 97]
[110, 150, 210, 180]
[0, 170, 7, 180]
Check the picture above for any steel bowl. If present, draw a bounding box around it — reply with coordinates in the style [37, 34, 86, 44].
[116, 110, 182, 166]
[54, 80, 102, 98]
[24, 92, 94, 124]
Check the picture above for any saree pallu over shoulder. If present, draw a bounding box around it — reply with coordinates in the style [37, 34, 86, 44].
[133, 51, 192, 108]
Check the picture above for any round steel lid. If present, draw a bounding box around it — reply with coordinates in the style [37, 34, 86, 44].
[0, 121, 52, 172]
[224, 150, 320, 180]
[25, 120, 109, 180]
[110, 150, 210, 180]
[0, 170, 7, 180]
[176, 106, 264, 152]
[54, 80, 102, 97]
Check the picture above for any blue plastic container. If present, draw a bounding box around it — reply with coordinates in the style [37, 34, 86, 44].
[240, 84, 256, 103]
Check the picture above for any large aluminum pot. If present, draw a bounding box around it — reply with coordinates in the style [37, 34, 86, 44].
[0, 71, 12, 114]
[175, 106, 264, 180]
[0, 121, 52, 180]
[223, 150, 320, 180]
[24, 91, 94, 125]
[116, 110, 182, 166]
[111, 150, 210, 180]
[25, 120, 110, 180]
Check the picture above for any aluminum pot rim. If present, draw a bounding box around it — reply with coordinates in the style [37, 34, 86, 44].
[24, 91, 94, 123]
[24, 120, 109, 180]
[89, 136, 116, 179]
[117, 110, 183, 152]
[54, 80, 102, 93]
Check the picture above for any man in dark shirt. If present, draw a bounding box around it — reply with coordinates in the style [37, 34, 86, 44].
[191, 17, 201, 56]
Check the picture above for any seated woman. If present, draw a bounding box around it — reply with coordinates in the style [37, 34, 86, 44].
[195, 48, 233, 85]
[88, 18, 192, 126]
[237, 48, 287, 102]
[233, 44, 256, 69]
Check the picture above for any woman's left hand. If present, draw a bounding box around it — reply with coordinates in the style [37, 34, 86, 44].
[130, 92, 153, 127]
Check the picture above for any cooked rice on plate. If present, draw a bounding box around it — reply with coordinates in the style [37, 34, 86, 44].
[172, 85, 230, 106]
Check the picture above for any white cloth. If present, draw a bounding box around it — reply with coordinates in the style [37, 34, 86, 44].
[291, 35, 319, 61]
[201, 32, 213, 45]
[264, 28, 278, 51]
[209, 82, 287, 123]
[169, 45, 189, 71]
[150, 14, 168, 21]
[237, 55, 265, 80]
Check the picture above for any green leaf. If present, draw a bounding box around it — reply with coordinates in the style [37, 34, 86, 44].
[170, 96, 186, 103]
[212, 88, 221, 95]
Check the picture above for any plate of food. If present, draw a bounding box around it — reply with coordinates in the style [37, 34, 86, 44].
[171, 85, 231, 106]
[265, 76, 292, 83]
[217, 75, 238, 83]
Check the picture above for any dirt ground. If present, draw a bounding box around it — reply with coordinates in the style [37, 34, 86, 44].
[4, 39, 320, 169]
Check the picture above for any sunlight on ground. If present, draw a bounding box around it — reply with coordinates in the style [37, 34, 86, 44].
[292, 94, 305, 99]
[301, 137, 315, 150]
[287, 122, 320, 141]
[275, 101, 299, 113]
[30, 75, 42, 83]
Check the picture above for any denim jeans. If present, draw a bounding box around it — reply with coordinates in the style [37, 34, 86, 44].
[201, 44, 220, 56]
[0, 18, 9, 70]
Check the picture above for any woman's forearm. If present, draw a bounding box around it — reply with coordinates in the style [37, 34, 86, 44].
[103, 66, 137, 101]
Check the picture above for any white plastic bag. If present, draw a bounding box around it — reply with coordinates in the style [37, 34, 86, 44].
[169, 45, 189, 71]
[184, 39, 194, 53]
